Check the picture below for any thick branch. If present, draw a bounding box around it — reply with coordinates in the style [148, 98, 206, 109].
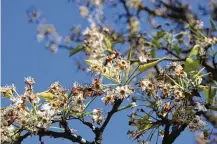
[94, 99, 123, 144]
[162, 123, 170, 144]
[37, 129, 92, 144]
[168, 124, 187, 144]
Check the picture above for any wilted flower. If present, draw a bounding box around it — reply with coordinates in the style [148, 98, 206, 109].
[36, 24, 61, 52]
[128, 17, 140, 34]
[83, 24, 106, 59]
[50, 81, 61, 91]
[92, 108, 103, 124]
[24, 77, 35, 85]
[174, 65, 184, 76]
[115, 58, 130, 71]
[174, 88, 184, 100]
[195, 20, 204, 29]
[127, 0, 143, 9]
[0, 84, 16, 99]
[162, 102, 170, 117]
[139, 79, 154, 92]
[37, 117, 52, 129]
[138, 52, 148, 63]
[194, 102, 207, 112]
[92, 0, 102, 7]
[101, 89, 115, 105]
[80, 6, 89, 17]
[188, 116, 206, 131]
[115, 85, 133, 99]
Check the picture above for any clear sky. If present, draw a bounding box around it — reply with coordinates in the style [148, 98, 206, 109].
[1, 0, 205, 143]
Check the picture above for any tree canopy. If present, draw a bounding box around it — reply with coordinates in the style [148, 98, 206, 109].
[1, 0, 217, 144]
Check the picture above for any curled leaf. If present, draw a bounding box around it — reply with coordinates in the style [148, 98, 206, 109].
[138, 57, 167, 72]
[201, 85, 217, 104]
[117, 102, 137, 112]
[210, 18, 217, 30]
[189, 44, 200, 57]
[104, 37, 113, 53]
[36, 91, 55, 101]
[184, 58, 200, 72]
[69, 45, 84, 57]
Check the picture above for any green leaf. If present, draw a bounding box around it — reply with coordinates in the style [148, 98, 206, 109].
[184, 58, 200, 72]
[141, 115, 152, 129]
[69, 45, 84, 57]
[210, 18, 217, 30]
[189, 44, 200, 57]
[175, 31, 185, 39]
[85, 59, 98, 66]
[104, 37, 113, 52]
[138, 57, 167, 72]
[36, 91, 55, 101]
[152, 39, 161, 47]
[128, 46, 133, 59]
[193, 67, 205, 79]
[172, 44, 181, 55]
[150, 49, 156, 58]
[117, 102, 137, 112]
[152, 31, 166, 48]
[202, 85, 217, 104]
[156, 30, 166, 39]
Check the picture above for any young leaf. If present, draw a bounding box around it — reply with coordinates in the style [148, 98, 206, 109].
[128, 46, 133, 59]
[138, 57, 167, 72]
[150, 49, 156, 58]
[175, 31, 185, 39]
[193, 67, 205, 79]
[202, 85, 217, 104]
[156, 30, 166, 39]
[172, 44, 181, 55]
[141, 115, 152, 129]
[189, 44, 200, 57]
[104, 37, 113, 52]
[210, 18, 217, 30]
[117, 102, 137, 112]
[85, 59, 99, 66]
[36, 90, 55, 101]
[184, 58, 200, 72]
[69, 45, 84, 57]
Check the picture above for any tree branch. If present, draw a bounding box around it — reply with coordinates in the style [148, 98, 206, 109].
[168, 124, 187, 144]
[37, 129, 92, 144]
[94, 99, 123, 144]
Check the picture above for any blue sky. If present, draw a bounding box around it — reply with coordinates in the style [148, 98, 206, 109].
[1, 0, 202, 143]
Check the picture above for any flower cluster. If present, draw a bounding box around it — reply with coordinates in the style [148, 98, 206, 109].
[188, 116, 207, 131]
[101, 85, 133, 105]
[128, 60, 213, 142]
[27, 8, 62, 53]
[79, 6, 89, 17]
[128, 17, 140, 34]
[86, 49, 131, 84]
[0, 84, 16, 99]
[83, 24, 106, 59]
[127, 0, 143, 9]
[37, 24, 62, 52]
[0, 78, 78, 143]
